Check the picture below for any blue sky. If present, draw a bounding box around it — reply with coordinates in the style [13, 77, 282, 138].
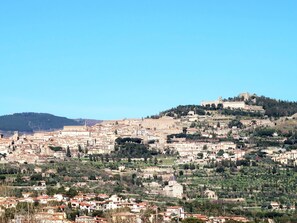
[0, 1, 296, 120]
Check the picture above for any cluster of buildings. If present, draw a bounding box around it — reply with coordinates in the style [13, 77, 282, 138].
[0, 192, 249, 223]
[0, 116, 182, 164]
[269, 149, 297, 166]
[3, 94, 297, 222]
[0, 93, 277, 167]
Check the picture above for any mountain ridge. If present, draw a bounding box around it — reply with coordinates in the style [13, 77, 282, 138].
[0, 112, 102, 133]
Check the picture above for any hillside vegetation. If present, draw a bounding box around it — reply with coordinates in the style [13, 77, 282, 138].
[254, 96, 297, 117]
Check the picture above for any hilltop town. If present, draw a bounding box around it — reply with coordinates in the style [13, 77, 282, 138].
[1, 93, 297, 223]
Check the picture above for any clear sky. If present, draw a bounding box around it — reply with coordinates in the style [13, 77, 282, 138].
[0, 1, 296, 120]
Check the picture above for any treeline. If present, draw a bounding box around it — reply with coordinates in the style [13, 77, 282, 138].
[204, 159, 257, 172]
[284, 133, 297, 145]
[251, 96, 297, 117]
[87, 138, 161, 163]
[115, 137, 142, 145]
[251, 127, 297, 148]
[113, 143, 159, 158]
[113, 137, 159, 158]
[167, 133, 202, 143]
[253, 128, 276, 137]
[0, 167, 19, 175]
[221, 108, 263, 117]
[49, 146, 63, 152]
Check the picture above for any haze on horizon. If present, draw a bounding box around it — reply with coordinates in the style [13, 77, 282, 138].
[0, 1, 296, 120]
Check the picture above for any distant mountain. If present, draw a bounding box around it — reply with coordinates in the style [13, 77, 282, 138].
[0, 112, 100, 133]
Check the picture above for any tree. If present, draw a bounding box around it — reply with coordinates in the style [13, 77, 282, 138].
[4, 208, 16, 222]
[78, 144, 83, 153]
[92, 210, 103, 217]
[105, 155, 109, 162]
[66, 146, 71, 157]
[189, 163, 195, 170]
[197, 153, 203, 159]
[228, 119, 243, 129]
[66, 187, 78, 198]
[89, 175, 96, 180]
[0, 175, 6, 182]
[67, 210, 79, 221]
[31, 174, 42, 181]
[216, 166, 225, 173]
[47, 186, 57, 196]
[154, 157, 158, 165]
[183, 164, 189, 170]
[217, 149, 224, 157]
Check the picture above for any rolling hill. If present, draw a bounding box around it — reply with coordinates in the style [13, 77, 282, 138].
[0, 112, 100, 133]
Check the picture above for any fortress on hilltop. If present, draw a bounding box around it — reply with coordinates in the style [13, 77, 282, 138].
[201, 93, 264, 112]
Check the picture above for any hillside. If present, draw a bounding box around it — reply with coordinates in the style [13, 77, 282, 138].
[252, 96, 297, 117]
[229, 94, 297, 117]
[159, 105, 206, 118]
[157, 94, 297, 118]
[0, 113, 83, 132]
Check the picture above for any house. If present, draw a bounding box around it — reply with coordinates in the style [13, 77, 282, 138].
[70, 199, 80, 208]
[18, 197, 34, 203]
[34, 167, 43, 173]
[36, 195, 54, 204]
[22, 192, 32, 198]
[79, 202, 95, 213]
[119, 165, 125, 171]
[75, 215, 96, 223]
[53, 194, 64, 202]
[163, 180, 183, 199]
[111, 212, 137, 223]
[164, 206, 185, 221]
[270, 201, 280, 210]
[34, 211, 67, 223]
[131, 202, 148, 213]
[97, 194, 109, 200]
[95, 217, 108, 223]
[0, 199, 17, 209]
[204, 189, 218, 200]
